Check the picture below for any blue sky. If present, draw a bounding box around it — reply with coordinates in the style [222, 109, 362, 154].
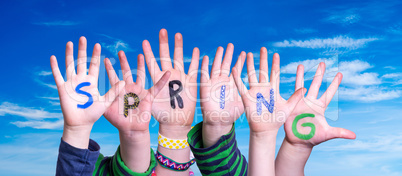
[1, 0, 402, 175]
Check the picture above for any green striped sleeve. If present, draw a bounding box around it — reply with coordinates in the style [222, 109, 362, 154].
[93, 147, 156, 176]
[187, 122, 248, 176]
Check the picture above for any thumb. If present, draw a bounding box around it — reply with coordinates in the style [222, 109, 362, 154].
[148, 71, 171, 101]
[287, 87, 307, 111]
[103, 81, 126, 108]
[328, 127, 356, 140]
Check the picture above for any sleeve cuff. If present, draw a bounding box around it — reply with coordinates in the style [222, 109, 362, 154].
[111, 146, 156, 176]
[187, 122, 248, 176]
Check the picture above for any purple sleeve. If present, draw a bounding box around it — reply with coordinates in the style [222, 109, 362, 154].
[56, 138, 100, 176]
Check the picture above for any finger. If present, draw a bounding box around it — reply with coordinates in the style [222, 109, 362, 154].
[246, 52, 258, 87]
[104, 58, 120, 86]
[173, 33, 185, 72]
[211, 46, 223, 78]
[88, 43, 101, 78]
[65, 41, 76, 80]
[320, 72, 343, 107]
[142, 40, 161, 82]
[259, 47, 269, 83]
[136, 54, 146, 88]
[118, 51, 134, 83]
[295, 64, 305, 91]
[200, 55, 210, 83]
[307, 62, 325, 99]
[103, 81, 126, 108]
[76, 37, 87, 75]
[148, 71, 171, 101]
[328, 127, 356, 140]
[220, 43, 234, 76]
[50, 55, 64, 87]
[232, 66, 248, 97]
[286, 88, 306, 112]
[159, 29, 172, 70]
[232, 51, 246, 76]
[270, 53, 281, 92]
[188, 47, 200, 82]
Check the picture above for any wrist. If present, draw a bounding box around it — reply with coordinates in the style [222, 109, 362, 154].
[119, 130, 150, 145]
[284, 137, 314, 151]
[159, 124, 191, 139]
[62, 124, 93, 149]
[202, 123, 233, 148]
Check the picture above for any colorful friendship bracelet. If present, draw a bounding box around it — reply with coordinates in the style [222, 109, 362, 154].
[158, 133, 189, 149]
[155, 150, 196, 171]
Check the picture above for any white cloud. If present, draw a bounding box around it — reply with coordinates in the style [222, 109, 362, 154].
[103, 41, 133, 56]
[325, 14, 360, 24]
[281, 57, 337, 74]
[339, 86, 401, 102]
[11, 119, 64, 129]
[282, 58, 382, 86]
[99, 34, 134, 56]
[38, 71, 52, 76]
[382, 73, 402, 79]
[0, 102, 63, 129]
[280, 57, 401, 102]
[384, 66, 397, 70]
[33, 21, 80, 26]
[273, 35, 378, 50]
[336, 60, 382, 86]
[0, 102, 62, 119]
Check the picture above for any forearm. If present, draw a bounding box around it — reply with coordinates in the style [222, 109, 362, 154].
[62, 124, 93, 149]
[248, 131, 278, 176]
[119, 130, 151, 173]
[202, 123, 233, 148]
[275, 139, 312, 176]
[156, 124, 192, 176]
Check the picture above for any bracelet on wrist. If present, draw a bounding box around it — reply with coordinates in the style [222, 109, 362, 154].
[155, 150, 196, 171]
[158, 132, 189, 149]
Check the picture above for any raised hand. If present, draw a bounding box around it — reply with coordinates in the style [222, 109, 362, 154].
[103, 51, 170, 134]
[142, 29, 200, 175]
[103, 51, 170, 172]
[142, 29, 200, 136]
[232, 49, 305, 176]
[275, 63, 356, 176]
[50, 37, 125, 149]
[284, 63, 356, 147]
[200, 44, 245, 147]
[232, 49, 305, 133]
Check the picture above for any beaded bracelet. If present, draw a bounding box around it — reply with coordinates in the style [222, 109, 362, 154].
[158, 133, 189, 149]
[155, 151, 196, 171]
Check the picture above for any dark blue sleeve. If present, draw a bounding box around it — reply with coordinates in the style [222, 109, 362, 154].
[56, 138, 100, 176]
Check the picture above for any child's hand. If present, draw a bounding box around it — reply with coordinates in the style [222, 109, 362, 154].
[142, 29, 200, 138]
[103, 51, 170, 135]
[232, 49, 305, 133]
[103, 51, 170, 172]
[232, 49, 305, 176]
[284, 63, 356, 148]
[199, 44, 245, 147]
[50, 37, 125, 149]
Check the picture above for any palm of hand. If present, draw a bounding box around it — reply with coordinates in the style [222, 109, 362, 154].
[51, 37, 124, 129]
[244, 87, 289, 133]
[104, 83, 152, 132]
[285, 98, 332, 146]
[152, 69, 197, 126]
[232, 51, 304, 133]
[284, 63, 355, 147]
[142, 30, 200, 127]
[59, 75, 105, 127]
[103, 51, 171, 132]
[201, 75, 244, 126]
